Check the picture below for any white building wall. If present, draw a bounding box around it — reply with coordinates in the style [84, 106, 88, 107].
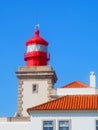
[22, 80, 49, 116]
[57, 88, 96, 96]
[0, 122, 31, 130]
[31, 111, 98, 130]
[0, 118, 7, 122]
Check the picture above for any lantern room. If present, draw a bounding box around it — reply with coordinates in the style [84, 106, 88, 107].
[24, 29, 50, 66]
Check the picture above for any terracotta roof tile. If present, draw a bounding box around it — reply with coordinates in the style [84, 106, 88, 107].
[27, 95, 98, 112]
[62, 80, 89, 88]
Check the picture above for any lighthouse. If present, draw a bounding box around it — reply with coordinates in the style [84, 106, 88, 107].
[24, 29, 49, 66]
[16, 28, 57, 116]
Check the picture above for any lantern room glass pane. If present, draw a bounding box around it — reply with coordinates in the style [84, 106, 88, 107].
[27, 44, 47, 52]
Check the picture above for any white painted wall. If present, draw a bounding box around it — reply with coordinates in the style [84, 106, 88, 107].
[0, 122, 31, 130]
[0, 118, 7, 122]
[57, 88, 96, 96]
[22, 79, 49, 116]
[31, 111, 98, 130]
[0, 111, 98, 130]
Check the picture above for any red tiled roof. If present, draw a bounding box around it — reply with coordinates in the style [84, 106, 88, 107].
[62, 80, 89, 88]
[27, 95, 98, 112]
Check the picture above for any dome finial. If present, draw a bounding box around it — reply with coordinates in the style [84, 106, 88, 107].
[34, 24, 40, 36]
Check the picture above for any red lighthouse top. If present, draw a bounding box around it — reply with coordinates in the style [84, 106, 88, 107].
[26, 30, 48, 46]
[24, 29, 50, 66]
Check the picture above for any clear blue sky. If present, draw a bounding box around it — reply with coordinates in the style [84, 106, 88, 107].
[0, 0, 98, 116]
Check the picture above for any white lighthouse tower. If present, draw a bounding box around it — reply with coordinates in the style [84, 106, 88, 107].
[16, 28, 57, 117]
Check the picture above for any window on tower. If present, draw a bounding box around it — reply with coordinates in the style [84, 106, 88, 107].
[32, 84, 38, 93]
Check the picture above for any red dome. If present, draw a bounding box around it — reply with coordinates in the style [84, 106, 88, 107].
[26, 30, 48, 46]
